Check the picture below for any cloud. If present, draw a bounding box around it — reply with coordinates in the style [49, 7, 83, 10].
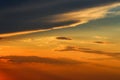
[55, 46, 78, 51]
[0, 56, 82, 65]
[0, 56, 120, 80]
[56, 46, 120, 58]
[0, 0, 120, 36]
[94, 41, 112, 44]
[46, 3, 120, 29]
[79, 48, 120, 58]
[108, 10, 120, 16]
[56, 37, 72, 40]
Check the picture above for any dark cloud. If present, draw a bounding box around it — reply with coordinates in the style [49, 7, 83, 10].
[56, 46, 120, 59]
[94, 41, 111, 44]
[0, 0, 120, 34]
[94, 41, 105, 44]
[56, 36, 72, 40]
[80, 48, 120, 58]
[0, 56, 82, 65]
[79, 48, 120, 58]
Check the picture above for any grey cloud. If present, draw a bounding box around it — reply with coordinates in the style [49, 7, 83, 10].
[0, 0, 120, 34]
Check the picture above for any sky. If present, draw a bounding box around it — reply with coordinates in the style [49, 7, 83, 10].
[0, 0, 120, 80]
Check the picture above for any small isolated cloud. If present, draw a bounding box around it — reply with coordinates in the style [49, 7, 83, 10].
[0, 56, 82, 65]
[94, 41, 112, 45]
[56, 37, 72, 40]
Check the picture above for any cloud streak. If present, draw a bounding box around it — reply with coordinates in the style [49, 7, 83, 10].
[0, 56, 81, 65]
[56, 46, 120, 59]
[94, 41, 112, 44]
[46, 3, 120, 29]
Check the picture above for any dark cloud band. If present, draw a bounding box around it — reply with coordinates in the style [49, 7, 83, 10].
[0, 56, 81, 64]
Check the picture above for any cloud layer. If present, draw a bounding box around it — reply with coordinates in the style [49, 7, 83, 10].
[0, 55, 120, 80]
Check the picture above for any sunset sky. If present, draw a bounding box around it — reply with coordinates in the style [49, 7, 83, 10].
[0, 0, 120, 80]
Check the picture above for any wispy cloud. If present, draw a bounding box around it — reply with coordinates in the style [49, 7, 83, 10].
[45, 3, 120, 29]
[56, 46, 120, 59]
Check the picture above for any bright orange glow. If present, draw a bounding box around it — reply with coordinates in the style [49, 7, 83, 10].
[0, 1, 120, 80]
[0, 72, 13, 80]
